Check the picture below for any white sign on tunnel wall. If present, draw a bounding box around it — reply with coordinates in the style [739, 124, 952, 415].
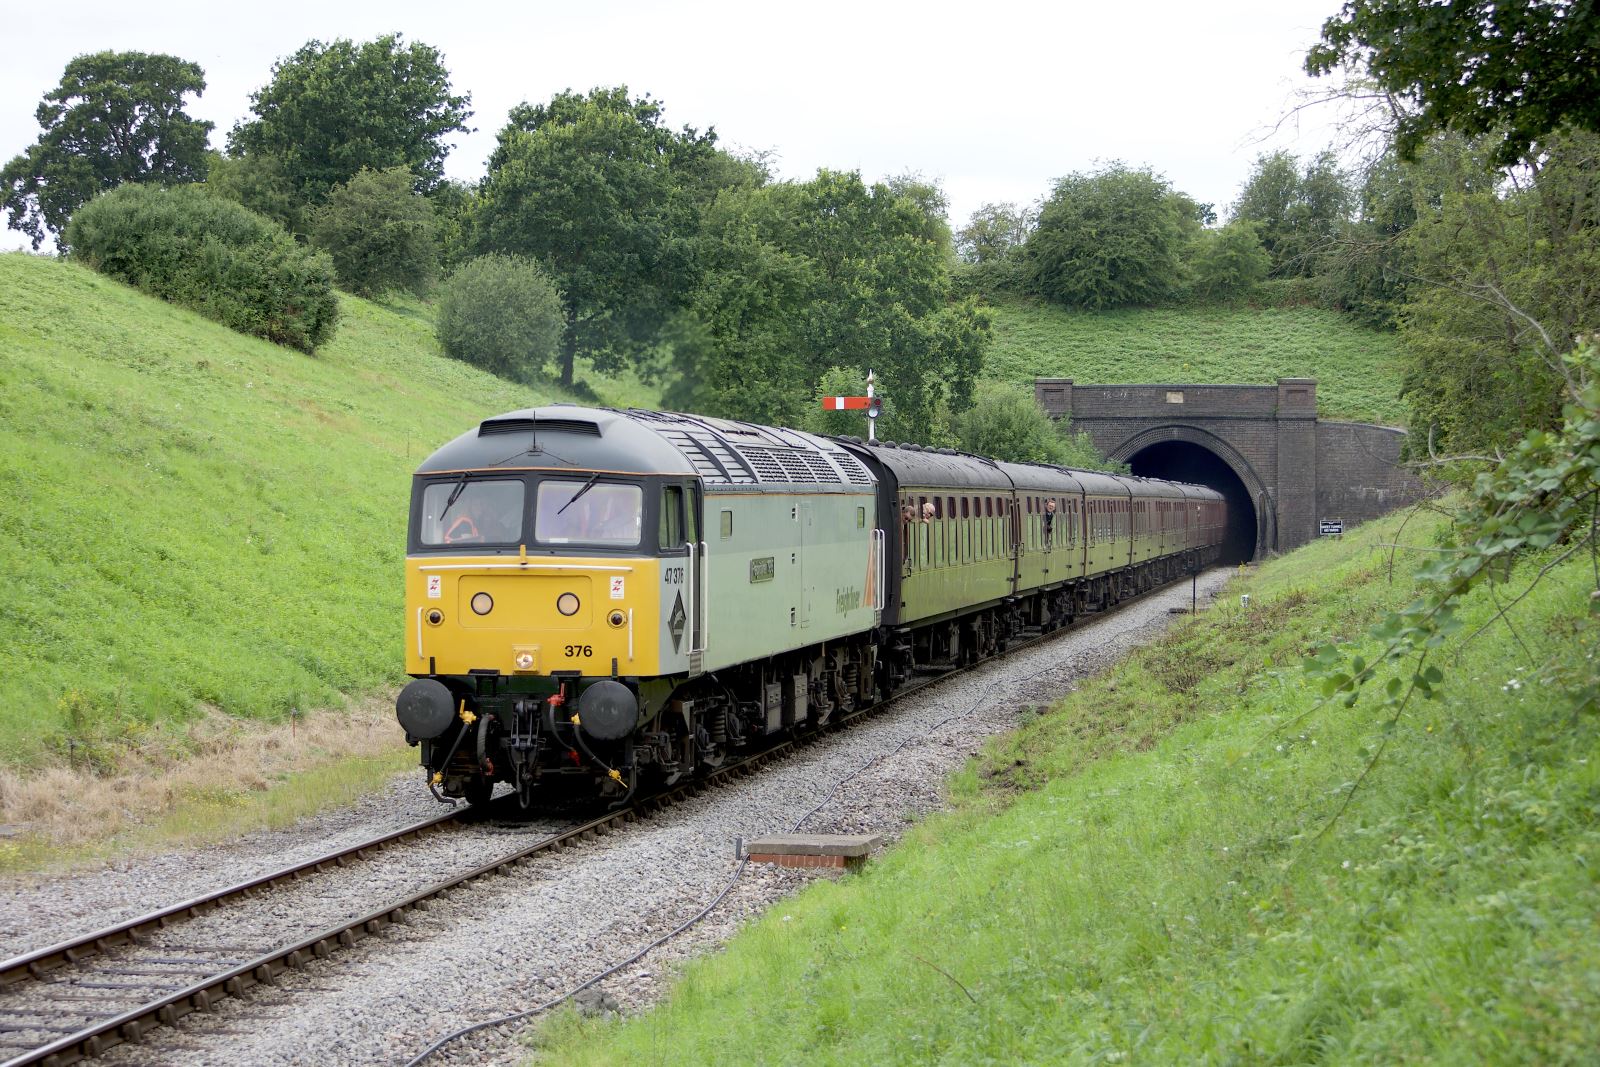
[1320, 519, 1344, 536]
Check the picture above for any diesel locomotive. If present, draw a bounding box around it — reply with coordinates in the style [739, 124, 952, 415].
[395, 406, 1225, 806]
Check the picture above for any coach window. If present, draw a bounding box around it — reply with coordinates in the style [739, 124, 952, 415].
[921, 506, 931, 568]
[945, 499, 954, 565]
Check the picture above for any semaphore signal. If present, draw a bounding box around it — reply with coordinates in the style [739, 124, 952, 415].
[820, 369, 882, 440]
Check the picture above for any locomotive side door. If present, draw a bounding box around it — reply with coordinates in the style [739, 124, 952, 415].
[690, 484, 705, 662]
[797, 501, 812, 628]
[663, 481, 706, 677]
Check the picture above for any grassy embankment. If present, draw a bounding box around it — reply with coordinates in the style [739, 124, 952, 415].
[984, 297, 1410, 426]
[0, 253, 660, 859]
[0, 252, 1405, 864]
[533, 506, 1599, 1063]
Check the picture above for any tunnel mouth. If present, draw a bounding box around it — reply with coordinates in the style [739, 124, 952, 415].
[1126, 441, 1257, 563]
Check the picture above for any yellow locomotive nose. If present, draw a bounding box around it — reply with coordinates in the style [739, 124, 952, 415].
[405, 555, 660, 678]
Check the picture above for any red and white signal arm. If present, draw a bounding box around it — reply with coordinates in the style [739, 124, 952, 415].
[822, 396, 883, 418]
[823, 395, 871, 410]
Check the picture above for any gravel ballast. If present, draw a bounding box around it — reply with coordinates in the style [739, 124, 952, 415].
[1, 570, 1229, 1066]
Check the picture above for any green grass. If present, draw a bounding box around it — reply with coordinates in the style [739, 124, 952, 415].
[985, 297, 1410, 426]
[0, 253, 647, 768]
[531, 508, 1600, 1064]
[0, 253, 1406, 774]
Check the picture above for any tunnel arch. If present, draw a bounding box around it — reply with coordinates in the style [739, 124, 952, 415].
[1109, 424, 1271, 562]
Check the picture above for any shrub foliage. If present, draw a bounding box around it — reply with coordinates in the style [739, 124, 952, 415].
[309, 166, 438, 297]
[434, 254, 566, 380]
[1025, 164, 1195, 310]
[66, 184, 339, 352]
[952, 380, 1114, 468]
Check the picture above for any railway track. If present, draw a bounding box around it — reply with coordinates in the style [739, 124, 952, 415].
[0, 571, 1210, 1066]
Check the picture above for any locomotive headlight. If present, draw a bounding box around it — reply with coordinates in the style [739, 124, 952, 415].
[471, 592, 494, 616]
[426, 609, 444, 626]
[514, 650, 535, 670]
[557, 593, 580, 616]
[607, 610, 626, 628]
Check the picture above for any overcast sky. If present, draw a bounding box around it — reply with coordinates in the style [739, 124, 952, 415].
[1, 0, 1349, 253]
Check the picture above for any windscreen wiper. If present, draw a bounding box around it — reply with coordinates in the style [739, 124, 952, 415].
[438, 472, 473, 522]
[556, 473, 601, 515]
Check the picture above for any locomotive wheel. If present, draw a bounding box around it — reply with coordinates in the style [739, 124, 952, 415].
[464, 776, 494, 806]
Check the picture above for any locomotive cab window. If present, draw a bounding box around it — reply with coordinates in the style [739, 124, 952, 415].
[420, 478, 525, 546]
[534, 480, 642, 547]
[659, 485, 685, 549]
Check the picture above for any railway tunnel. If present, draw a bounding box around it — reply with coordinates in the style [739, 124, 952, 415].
[1126, 440, 1257, 564]
[1037, 377, 1428, 559]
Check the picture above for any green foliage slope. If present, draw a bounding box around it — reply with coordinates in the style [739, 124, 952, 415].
[534, 506, 1600, 1065]
[0, 253, 563, 767]
[983, 297, 1410, 425]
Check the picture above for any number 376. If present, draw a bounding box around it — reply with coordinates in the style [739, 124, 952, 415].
[564, 645, 593, 658]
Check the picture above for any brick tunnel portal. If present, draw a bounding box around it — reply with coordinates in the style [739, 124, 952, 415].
[1127, 440, 1257, 564]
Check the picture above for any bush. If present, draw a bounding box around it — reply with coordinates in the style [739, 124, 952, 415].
[434, 254, 565, 380]
[66, 183, 339, 352]
[1189, 220, 1271, 302]
[952, 380, 1117, 469]
[203, 150, 303, 234]
[308, 166, 438, 297]
[1025, 164, 1193, 310]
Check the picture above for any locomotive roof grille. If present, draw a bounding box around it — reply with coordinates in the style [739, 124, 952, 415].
[656, 428, 759, 484]
[737, 445, 792, 481]
[832, 450, 874, 485]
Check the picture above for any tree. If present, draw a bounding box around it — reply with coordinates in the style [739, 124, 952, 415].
[1396, 130, 1600, 455]
[65, 183, 338, 353]
[1231, 150, 1352, 277]
[1189, 221, 1271, 301]
[1025, 163, 1193, 309]
[435, 254, 566, 382]
[228, 34, 471, 206]
[1308, 0, 1600, 167]
[308, 166, 438, 297]
[884, 171, 953, 250]
[2, 51, 212, 250]
[953, 201, 1035, 295]
[1321, 150, 1417, 328]
[203, 150, 303, 234]
[429, 179, 478, 273]
[669, 170, 988, 439]
[956, 202, 1035, 265]
[952, 381, 1110, 468]
[474, 87, 738, 386]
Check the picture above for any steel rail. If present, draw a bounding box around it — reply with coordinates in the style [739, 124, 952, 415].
[3, 568, 1213, 1066]
[0, 812, 463, 993]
